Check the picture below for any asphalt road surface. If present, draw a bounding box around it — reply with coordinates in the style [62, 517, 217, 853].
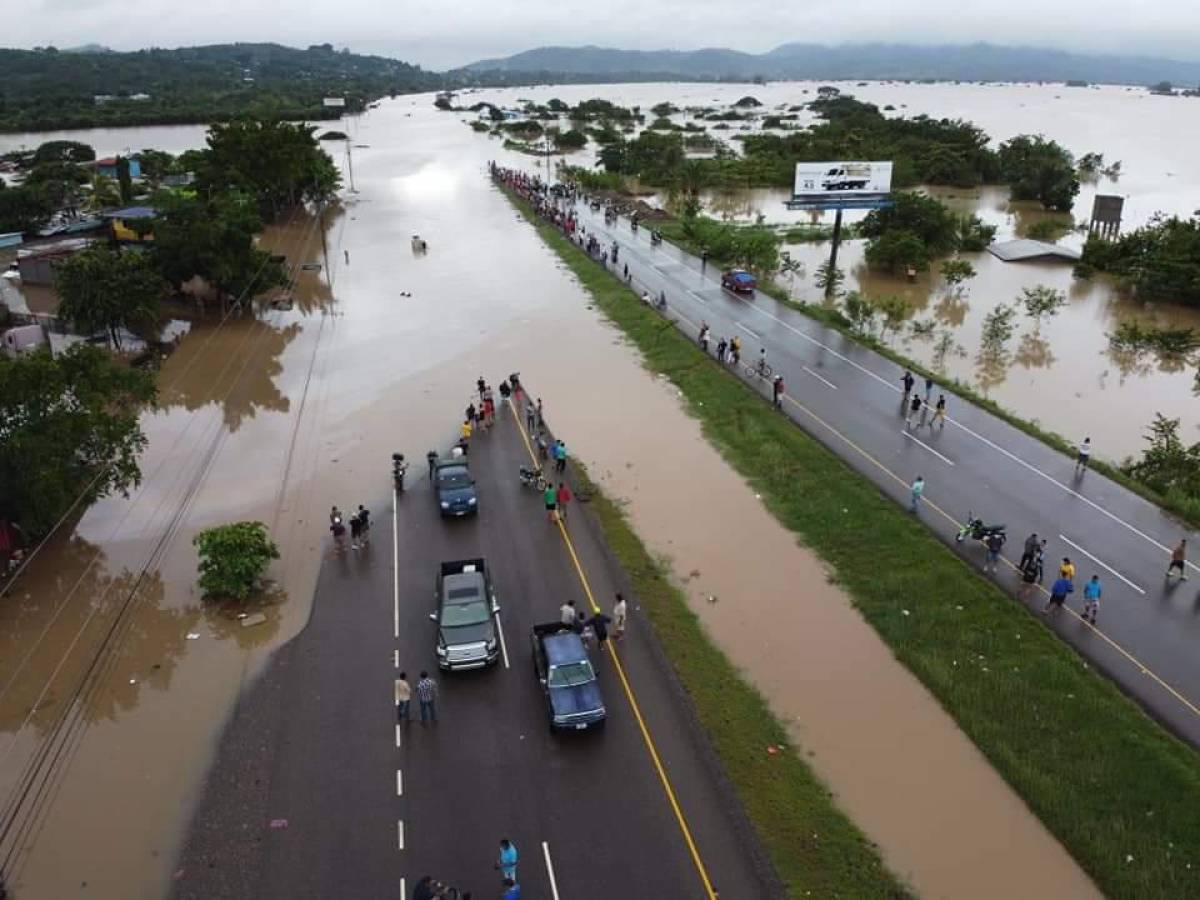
[572, 198, 1200, 749]
[174, 397, 780, 899]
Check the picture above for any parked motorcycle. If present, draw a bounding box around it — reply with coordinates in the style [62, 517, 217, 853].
[392, 453, 409, 493]
[955, 511, 1006, 544]
[519, 465, 547, 491]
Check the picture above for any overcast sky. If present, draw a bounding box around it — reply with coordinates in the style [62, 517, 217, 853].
[13, 0, 1200, 70]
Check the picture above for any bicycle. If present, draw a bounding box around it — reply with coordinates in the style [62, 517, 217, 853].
[745, 359, 773, 379]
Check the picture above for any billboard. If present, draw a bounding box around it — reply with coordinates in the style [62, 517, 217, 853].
[322, 97, 346, 108]
[793, 161, 893, 199]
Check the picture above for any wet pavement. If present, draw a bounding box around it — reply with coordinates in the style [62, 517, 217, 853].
[574, 196, 1200, 749]
[172, 396, 780, 900]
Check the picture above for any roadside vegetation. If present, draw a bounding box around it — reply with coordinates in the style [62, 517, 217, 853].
[193, 521, 280, 601]
[505, 185, 1200, 900]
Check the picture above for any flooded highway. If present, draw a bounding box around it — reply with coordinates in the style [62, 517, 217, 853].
[0, 82, 1174, 896]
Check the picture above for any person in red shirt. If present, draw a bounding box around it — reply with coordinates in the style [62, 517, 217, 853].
[555, 482, 573, 522]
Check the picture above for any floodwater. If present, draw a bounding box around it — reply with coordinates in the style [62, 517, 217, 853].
[0, 83, 1148, 897]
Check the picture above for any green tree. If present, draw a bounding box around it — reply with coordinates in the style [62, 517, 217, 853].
[998, 135, 1080, 212]
[940, 259, 977, 291]
[1123, 414, 1200, 501]
[860, 191, 960, 254]
[841, 290, 876, 334]
[193, 521, 280, 601]
[815, 261, 845, 297]
[865, 229, 931, 273]
[32, 140, 95, 164]
[981, 303, 1018, 350]
[116, 155, 134, 202]
[56, 246, 167, 348]
[1080, 214, 1200, 306]
[1019, 284, 1067, 326]
[88, 174, 120, 210]
[151, 192, 287, 306]
[874, 295, 910, 343]
[0, 183, 55, 233]
[0, 344, 155, 538]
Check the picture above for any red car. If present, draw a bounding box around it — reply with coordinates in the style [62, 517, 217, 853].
[721, 268, 757, 293]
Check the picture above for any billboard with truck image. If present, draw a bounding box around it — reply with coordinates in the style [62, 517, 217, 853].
[793, 161, 893, 198]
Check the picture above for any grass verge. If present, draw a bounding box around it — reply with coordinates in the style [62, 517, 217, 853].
[652, 213, 1200, 529]
[576, 463, 910, 897]
[504, 183, 1200, 899]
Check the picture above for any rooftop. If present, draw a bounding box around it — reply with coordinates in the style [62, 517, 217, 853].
[987, 239, 1082, 263]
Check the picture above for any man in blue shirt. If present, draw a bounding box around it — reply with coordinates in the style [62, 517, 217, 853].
[1043, 576, 1073, 617]
[1082, 575, 1102, 624]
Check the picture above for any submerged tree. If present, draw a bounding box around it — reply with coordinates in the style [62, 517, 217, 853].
[1019, 285, 1067, 327]
[193, 521, 280, 601]
[55, 245, 167, 348]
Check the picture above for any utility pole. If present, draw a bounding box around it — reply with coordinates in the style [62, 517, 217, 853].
[345, 139, 356, 193]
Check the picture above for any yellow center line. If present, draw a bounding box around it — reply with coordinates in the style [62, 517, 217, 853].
[507, 397, 719, 900]
[777, 390, 1200, 721]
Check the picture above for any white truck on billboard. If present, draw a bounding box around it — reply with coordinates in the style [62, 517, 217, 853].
[793, 161, 893, 197]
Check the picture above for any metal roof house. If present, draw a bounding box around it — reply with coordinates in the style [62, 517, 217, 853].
[987, 239, 1082, 263]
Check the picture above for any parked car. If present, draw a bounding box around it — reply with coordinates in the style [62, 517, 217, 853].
[720, 268, 757, 293]
[435, 459, 478, 516]
[531, 622, 606, 731]
[431, 558, 501, 670]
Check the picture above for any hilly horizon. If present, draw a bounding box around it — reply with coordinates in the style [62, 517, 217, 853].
[460, 41, 1200, 86]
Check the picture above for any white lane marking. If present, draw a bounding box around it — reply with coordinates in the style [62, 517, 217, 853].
[393, 649, 398, 669]
[802, 366, 838, 389]
[395, 724, 402, 748]
[902, 430, 956, 466]
[393, 488, 400, 639]
[396, 769, 403, 796]
[688, 289, 709, 304]
[398, 820, 405, 850]
[542, 841, 562, 900]
[1059, 534, 1147, 595]
[496, 614, 511, 669]
[736, 322, 761, 340]
[400, 878, 405, 899]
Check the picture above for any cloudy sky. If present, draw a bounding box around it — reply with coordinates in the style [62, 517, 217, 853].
[13, 0, 1200, 70]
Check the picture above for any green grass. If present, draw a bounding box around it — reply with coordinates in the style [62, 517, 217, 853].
[504, 184, 1200, 899]
[577, 464, 911, 898]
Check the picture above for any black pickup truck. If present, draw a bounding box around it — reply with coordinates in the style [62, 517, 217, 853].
[530, 622, 606, 732]
[431, 559, 500, 671]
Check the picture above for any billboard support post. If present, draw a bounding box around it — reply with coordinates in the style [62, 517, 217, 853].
[825, 208, 844, 298]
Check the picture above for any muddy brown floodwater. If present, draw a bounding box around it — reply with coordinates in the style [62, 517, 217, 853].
[0, 83, 1141, 897]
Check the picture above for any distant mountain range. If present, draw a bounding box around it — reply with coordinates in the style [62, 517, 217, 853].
[460, 42, 1200, 87]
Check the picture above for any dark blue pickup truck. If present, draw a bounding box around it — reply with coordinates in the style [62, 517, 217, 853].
[530, 622, 606, 732]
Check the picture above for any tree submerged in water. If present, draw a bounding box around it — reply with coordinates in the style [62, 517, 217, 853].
[193, 521, 280, 602]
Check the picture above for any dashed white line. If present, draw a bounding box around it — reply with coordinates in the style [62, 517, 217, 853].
[688, 289, 709, 304]
[397, 820, 405, 850]
[393, 649, 398, 669]
[392, 488, 400, 639]
[736, 322, 761, 341]
[802, 366, 838, 389]
[542, 841, 562, 900]
[396, 769, 403, 796]
[395, 724, 402, 748]
[400, 877, 405, 899]
[902, 430, 956, 466]
[496, 615, 511, 669]
[1059, 534, 1147, 595]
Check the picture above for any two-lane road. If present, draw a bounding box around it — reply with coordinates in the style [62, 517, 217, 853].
[571, 197, 1200, 747]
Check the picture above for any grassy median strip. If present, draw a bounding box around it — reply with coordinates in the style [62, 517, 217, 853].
[504, 186, 1200, 899]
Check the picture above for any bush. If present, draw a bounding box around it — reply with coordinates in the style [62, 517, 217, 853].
[193, 521, 279, 601]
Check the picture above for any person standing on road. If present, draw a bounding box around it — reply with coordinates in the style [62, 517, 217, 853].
[1167, 539, 1189, 580]
[554, 440, 568, 474]
[923, 376, 934, 403]
[1034, 539, 1047, 584]
[984, 531, 1004, 573]
[417, 671, 438, 723]
[525, 400, 536, 432]
[1019, 533, 1039, 571]
[460, 419, 473, 451]
[931, 393, 947, 429]
[716, 337, 727, 363]
[699, 322, 710, 353]
[772, 375, 785, 409]
[543, 483, 558, 523]
[395, 672, 411, 723]
[477, 376, 486, 399]
[909, 476, 925, 513]
[555, 482, 572, 522]
[427, 450, 438, 480]
[1075, 437, 1092, 473]
[349, 511, 363, 551]
[1019, 555, 1039, 599]
[1060, 557, 1076, 583]
[330, 517, 347, 554]
[536, 398, 545, 429]
[412, 876, 436, 900]
[613, 593, 627, 639]
[901, 369, 915, 398]
[357, 505, 371, 545]
[330, 505, 342, 527]
[496, 839, 518, 883]
[1082, 575, 1102, 624]
[729, 336, 742, 365]
[590, 611, 612, 650]
[905, 394, 922, 427]
[535, 431, 549, 461]
[465, 401, 476, 425]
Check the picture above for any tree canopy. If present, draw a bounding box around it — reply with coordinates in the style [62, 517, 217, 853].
[193, 520, 280, 601]
[55, 246, 168, 348]
[1081, 214, 1200, 307]
[998, 135, 1080, 211]
[0, 345, 155, 538]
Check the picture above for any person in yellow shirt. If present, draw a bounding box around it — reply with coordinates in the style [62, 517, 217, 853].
[1059, 557, 1076, 583]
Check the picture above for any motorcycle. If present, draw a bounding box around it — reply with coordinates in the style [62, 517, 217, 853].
[392, 453, 409, 493]
[955, 512, 1006, 544]
[519, 465, 547, 491]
